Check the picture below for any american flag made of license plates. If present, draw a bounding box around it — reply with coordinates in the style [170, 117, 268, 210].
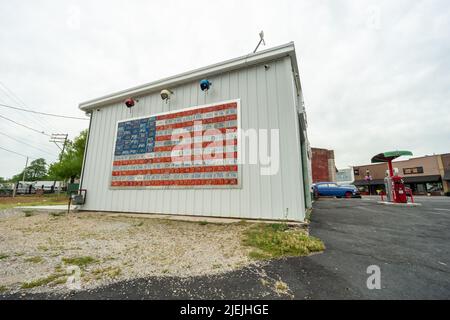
[111, 100, 240, 188]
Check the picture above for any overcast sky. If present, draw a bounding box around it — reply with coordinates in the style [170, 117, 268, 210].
[0, 0, 449, 179]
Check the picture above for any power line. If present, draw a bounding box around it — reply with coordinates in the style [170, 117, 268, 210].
[0, 114, 51, 137]
[0, 84, 52, 132]
[0, 118, 61, 154]
[0, 145, 33, 159]
[0, 103, 88, 120]
[0, 81, 59, 133]
[0, 132, 57, 157]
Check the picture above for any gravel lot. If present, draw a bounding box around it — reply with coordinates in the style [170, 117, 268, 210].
[0, 208, 253, 294]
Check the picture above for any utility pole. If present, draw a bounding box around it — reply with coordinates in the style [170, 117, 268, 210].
[50, 133, 68, 194]
[22, 156, 29, 184]
[14, 156, 29, 197]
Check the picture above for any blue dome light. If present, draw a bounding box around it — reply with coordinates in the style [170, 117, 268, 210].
[200, 79, 211, 91]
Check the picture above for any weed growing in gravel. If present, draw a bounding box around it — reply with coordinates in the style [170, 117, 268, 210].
[275, 280, 288, 292]
[49, 211, 66, 217]
[242, 223, 325, 260]
[21, 272, 66, 289]
[0, 254, 9, 260]
[25, 256, 43, 263]
[62, 256, 96, 267]
[0, 285, 7, 292]
[199, 221, 209, 225]
[305, 208, 312, 222]
[92, 266, 121, 279]
[51, 277, 68, 286]
[23, 210, 36, 217]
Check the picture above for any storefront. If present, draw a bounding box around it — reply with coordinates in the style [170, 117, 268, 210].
[353, 179, 385, 195]
[352, 154, 447, 196]
[354, 175, 444, 195]
[403, 175, 443, 195]
[444, 170, 450, 195]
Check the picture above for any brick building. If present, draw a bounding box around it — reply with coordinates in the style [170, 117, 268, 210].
[311, 148, 336, 183]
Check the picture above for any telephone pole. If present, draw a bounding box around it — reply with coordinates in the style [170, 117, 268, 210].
[13, 156, 29, 198]
[50, 133, 69, 155]
[50, 133, 68, 193]
[22, 156, 29, 184]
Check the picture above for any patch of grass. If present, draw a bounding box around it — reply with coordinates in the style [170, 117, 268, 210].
[0, 254, 9, 260]
[49, 211, 66, 217]
[0, 195, 68, 210]
[92, 266, 121, 279]
[134, 221, 144, 227]
[23, 210, 36, 217]
[248, 251, 272, 260]
[0, 285, 7, 293]
[305, 208, 312, 222]
[51, 277, 67, 286]
[212, 264, 222, 269]
[37, 245, 49, 252]
[21, 273, 65, 289]
[242, 223, 325, 260]
[62, 256, 96, 267]
[275, 280, 288, 292]
[199, 221, 209, 225]
[25, 256, 43, 264]
[54, 264, 64, 273]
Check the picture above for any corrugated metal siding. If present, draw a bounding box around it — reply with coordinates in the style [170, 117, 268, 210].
[80, 56, 306, 221]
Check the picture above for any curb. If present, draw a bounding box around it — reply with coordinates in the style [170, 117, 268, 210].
[376, 201, 422, 206]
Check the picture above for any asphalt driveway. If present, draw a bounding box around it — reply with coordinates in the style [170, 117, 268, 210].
[303, 197, 450, 299]
[2, 197, 450, 299]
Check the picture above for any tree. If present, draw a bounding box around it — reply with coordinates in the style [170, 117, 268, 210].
[48, 130, 87, 183]
[11, 158, 48, 182]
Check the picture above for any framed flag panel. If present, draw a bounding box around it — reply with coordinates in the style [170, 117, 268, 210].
[110, 99, 241, 189]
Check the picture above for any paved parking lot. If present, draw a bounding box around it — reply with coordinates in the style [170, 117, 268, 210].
[304, 196, 450, 299]
[2, 196, 450, 299]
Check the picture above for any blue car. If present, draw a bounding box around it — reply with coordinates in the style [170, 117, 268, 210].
[312, 182, 361, 198]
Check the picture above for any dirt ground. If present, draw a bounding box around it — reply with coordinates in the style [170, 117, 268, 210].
[0, 208, 253, 294]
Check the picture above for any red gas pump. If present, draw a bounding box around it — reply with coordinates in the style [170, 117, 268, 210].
[371, 150, 413, 204]
[391, 176, 407, 203]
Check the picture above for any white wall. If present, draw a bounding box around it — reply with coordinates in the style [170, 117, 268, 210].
[80, 56, 306, 221]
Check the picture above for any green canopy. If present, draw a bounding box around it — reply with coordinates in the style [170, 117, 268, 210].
[371, 150, 413, 163]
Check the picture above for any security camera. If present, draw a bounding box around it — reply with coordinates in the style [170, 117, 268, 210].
[160, 89, 173, 102]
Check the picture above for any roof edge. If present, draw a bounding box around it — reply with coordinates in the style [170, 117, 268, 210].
[79, 42, 297, 111]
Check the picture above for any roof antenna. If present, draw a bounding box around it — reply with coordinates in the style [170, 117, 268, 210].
[253, 30, 266, 53]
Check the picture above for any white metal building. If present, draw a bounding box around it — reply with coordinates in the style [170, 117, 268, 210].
[78, 42, 312, 222]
